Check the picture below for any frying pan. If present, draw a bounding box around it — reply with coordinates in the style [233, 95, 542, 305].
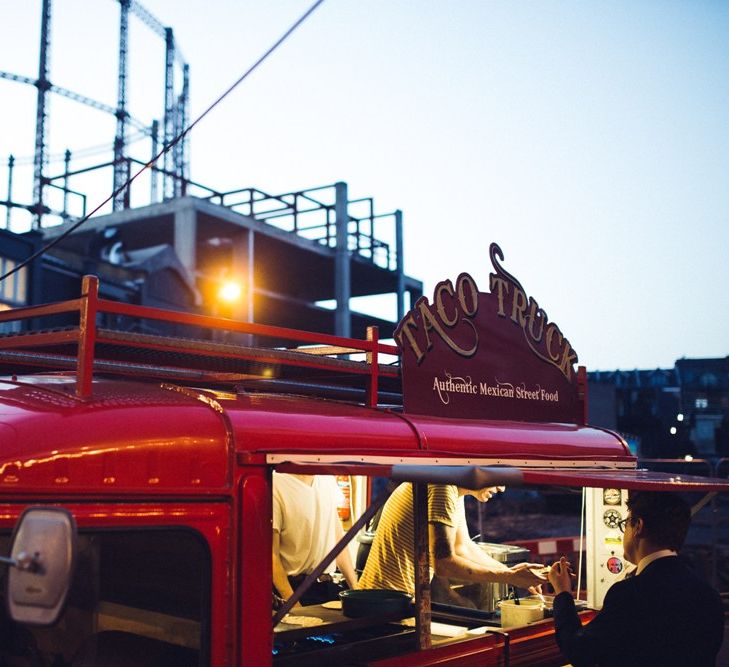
[339, 589, 412, 618]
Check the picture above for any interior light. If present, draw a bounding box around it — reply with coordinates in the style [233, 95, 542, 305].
[676, 413, 684, 422]
[669, 426, 677, 435]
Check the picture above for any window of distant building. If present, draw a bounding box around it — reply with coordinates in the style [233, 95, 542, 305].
[0, 255, 28, 333]
[696, 419, 716, 441]
[695, 397, 709, 410]
[0, 256, 28, 307]
[699, 373, 718, 388]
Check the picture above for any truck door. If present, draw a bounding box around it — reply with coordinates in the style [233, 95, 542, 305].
[0, 501, 230, 667]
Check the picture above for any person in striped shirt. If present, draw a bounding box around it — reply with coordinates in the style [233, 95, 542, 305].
[359, 483, 545, 596]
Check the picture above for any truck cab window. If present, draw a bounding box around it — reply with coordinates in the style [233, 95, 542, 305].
[0, 528, 210, 667]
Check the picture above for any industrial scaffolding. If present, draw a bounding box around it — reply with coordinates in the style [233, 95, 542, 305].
[0, 0, 190, 228]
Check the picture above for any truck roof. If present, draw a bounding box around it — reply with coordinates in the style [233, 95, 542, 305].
[0, 372, 630, 498]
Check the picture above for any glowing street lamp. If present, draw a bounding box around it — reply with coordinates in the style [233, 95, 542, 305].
[218, 280, 242, 304]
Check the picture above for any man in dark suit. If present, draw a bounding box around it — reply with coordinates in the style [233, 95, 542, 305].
[548, 491, 724, 667]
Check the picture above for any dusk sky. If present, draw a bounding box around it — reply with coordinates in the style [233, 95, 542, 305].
[2, 1, 728, 372]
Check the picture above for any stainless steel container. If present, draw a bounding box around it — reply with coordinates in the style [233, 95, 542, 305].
[452, 542, 531, 612]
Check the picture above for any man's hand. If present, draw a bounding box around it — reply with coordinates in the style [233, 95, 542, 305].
[547, 556, 574, 595]
[469, 486, 506, 502]
[506, 562, 548, 589]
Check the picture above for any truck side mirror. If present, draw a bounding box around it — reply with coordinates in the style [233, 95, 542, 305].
[4, 507, 77, 626]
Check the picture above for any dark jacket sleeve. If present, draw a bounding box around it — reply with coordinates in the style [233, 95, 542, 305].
[553, 583, 634, 667]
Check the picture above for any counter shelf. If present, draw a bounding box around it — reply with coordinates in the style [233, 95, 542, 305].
[273, 602, 415, 642]
[272, 601, 507, 648]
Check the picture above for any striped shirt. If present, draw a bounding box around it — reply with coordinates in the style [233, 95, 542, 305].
[359, 483, 463, 595]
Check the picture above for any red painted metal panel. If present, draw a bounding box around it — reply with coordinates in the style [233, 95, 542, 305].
[402, 414, 632, 461]
[0, 501, 233, 667]
[368, 614, 596, 666]
[0, 377, 231, 495]
[226, 394, 417, 455]
[238, 468, 272, 667]
[226, 395, 631, 461]
[367, 632, 499, 666]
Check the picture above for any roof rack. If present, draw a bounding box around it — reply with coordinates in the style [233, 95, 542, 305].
[0, 275, 401, 404]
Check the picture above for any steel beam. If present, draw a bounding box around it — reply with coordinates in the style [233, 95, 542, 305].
[32, 0, 52, 229]
[395, 209, 405, 320]
[113, 0, 131, 211]
[334, 181, 351, 337]
[163, 27, 175, 200]
[5, 155, 14, 229]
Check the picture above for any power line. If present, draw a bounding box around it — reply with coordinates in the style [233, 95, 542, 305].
[1, 0, 326, 284]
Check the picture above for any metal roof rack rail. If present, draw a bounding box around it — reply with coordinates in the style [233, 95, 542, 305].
[0, 275, 401, 404]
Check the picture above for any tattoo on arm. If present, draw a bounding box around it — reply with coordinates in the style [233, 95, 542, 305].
[433, 523, 453, 560]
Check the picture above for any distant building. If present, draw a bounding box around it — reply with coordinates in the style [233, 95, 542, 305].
[589, 358, 729, 458]
[0, 229, 43, 332]
[675, 357, 729, 457]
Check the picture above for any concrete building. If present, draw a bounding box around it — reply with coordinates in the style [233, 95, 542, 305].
[2, 183, 423, 345]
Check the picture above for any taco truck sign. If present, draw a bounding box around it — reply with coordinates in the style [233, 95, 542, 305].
[395, 243, 583, 423]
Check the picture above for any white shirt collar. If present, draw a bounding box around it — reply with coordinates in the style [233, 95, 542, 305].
[635, 549, 677, 575]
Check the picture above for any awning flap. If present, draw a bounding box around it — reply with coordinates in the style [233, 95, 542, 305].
[520, 468, 729, 492]
[272, 461, 729, 493]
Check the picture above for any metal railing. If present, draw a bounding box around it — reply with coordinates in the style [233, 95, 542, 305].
[3, 155, 400, 272]
[202, 184, 396, 270]
[0, 275, 400, 406]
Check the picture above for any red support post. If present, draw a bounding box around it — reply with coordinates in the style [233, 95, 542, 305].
[413, 482, 431, 649]
[77, 275, 99, 399]
[578, 365, 588, 425]
[366, 326, 379, 407]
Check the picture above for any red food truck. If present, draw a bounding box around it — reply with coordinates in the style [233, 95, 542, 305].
[0, 243, 727, 666]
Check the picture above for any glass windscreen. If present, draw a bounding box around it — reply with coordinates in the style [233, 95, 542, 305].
[0, 528, 210, 667]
